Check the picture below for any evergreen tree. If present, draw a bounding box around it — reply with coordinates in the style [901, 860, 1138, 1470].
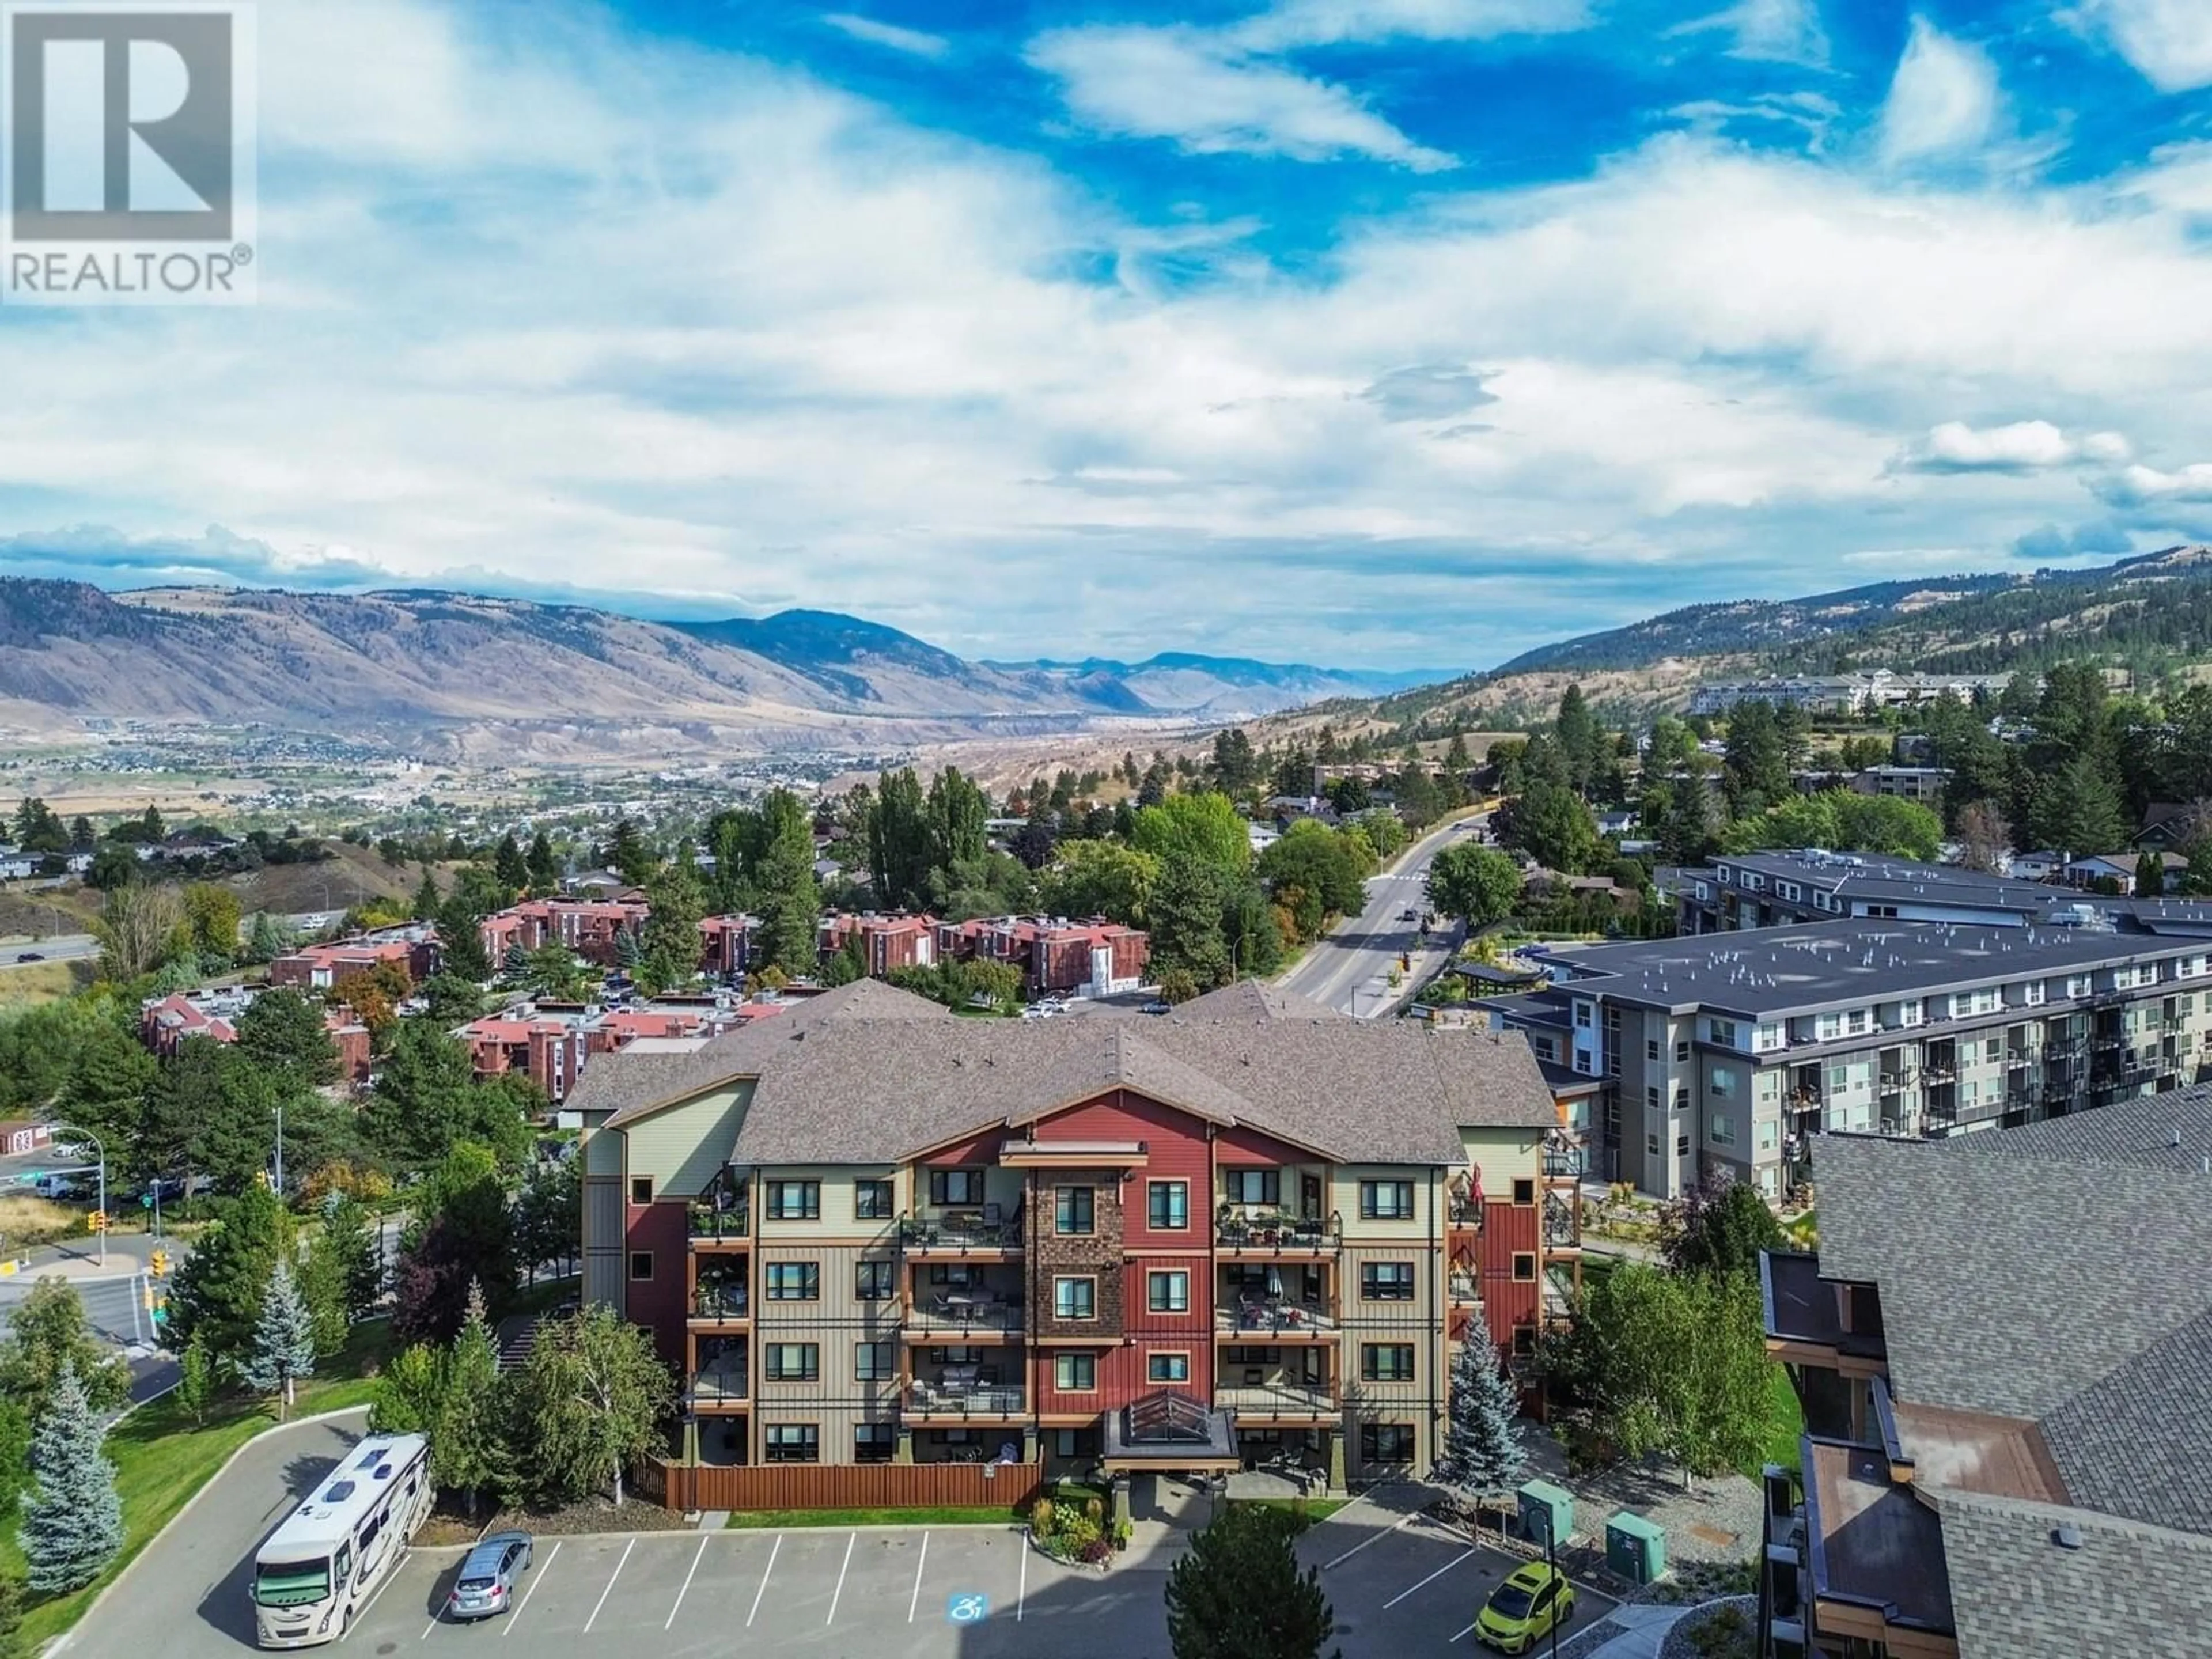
[501, 942, 531, 985]
[16, 1366, 122, 1594]
[435, 1283, 510, 1517]
[525, 830, 559, 892]
[234, 987, 340, 1088]
[244, 911, 290, 966]
[1165, 1503, 1338, 1659]
[368, 1343, 447, 1437]
[166, 1184, 296, 1365]
[607, 819, 655, 887]
[0, 1568, 25, 1659]
[755, 791, 821, 976]
[176, 1333, 214, 1426]
[412, 866, 442, 921]
[1150, 852, 1233, 988]
[639, 847, 707, 993]
[615, 926, 643, 972]
[493, 834, 530, 892]
[2137, 850, 2167, 897]
[56, 1021, 155, 1166]
[436, 896, 493, 984]
[238, 1258, 316, 1415]
[1433, 1339, 1527, 1537]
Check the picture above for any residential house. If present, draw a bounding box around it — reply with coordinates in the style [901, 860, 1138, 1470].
[0, 1121, 51, 1155]
[267, 929, 440, 992]
[1756, 1099, 2212, 1658]
[566, 978, 1574, 1490]
[2134, 801, 2202, 853]
[139, 987, 373, 1083]
[1848, 766, 1949, 804]
[819, 912, 938, 976]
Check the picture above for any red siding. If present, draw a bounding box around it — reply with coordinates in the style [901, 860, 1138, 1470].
[1474, 1197, 1541, 1356]
[1119, 1253, 1213, 1402]
[1214, 1122, 1321, 1165]
[919, 1130, 1004, 1167]
[624, 1200, 689, 1368]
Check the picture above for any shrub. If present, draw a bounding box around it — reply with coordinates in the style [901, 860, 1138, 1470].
[1029, 1497, 1054, 1532]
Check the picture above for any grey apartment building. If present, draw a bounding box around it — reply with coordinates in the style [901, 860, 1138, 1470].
[1486, 919, 2212, 1199]
[1675, 849, 2135, 935]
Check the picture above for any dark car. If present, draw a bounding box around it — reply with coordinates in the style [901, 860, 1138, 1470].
[446, 1531, 533, 1621]
[1140, 999, 1172, 1016]
[13, 952, 42, 963]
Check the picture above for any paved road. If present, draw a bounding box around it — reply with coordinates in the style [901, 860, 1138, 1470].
[1276, 815, 1486, 1018]
[0, 932, 97, 969]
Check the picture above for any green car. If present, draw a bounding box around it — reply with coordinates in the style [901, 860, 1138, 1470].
[1475, 1561, 1576, 1653]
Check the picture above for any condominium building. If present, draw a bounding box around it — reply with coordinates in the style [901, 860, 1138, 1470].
[1755, 1100, 2212, 1658]
[567, 978, 1575, 1490]
[1676, 850, 2120, 934]
[1486, 919, 2212, 1199]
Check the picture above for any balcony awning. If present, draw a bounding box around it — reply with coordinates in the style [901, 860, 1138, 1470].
[999, 1138, 1149, 1167]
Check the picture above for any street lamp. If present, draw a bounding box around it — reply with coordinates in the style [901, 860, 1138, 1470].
[44, 1122, 107, 1268]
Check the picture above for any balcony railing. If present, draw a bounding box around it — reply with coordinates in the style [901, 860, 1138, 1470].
[1216, 1213, 1340, 1251]
[898, 1210, 1022, 1250]
[1217, 1381, 1336, 1414]
[692, 1286, 748, 1321]
[688, 1203, 750, 1241]
[690, 1358, 749, 1403]
[1217, 1297, 1335, 1335]
[905, 1294, 1024, 1335]
[904, 1382, 1026, 1416]
[1448, 1270, 1480, 1304]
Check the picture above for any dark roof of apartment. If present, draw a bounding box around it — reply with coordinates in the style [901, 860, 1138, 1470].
[581, 974, 1555, 1167]
[1814, 1128, 2212, 1536]
[1532, 919, 2202, 1017]
[1713, 850, 2067, 914]
[1933, 1491, 2212, 1659]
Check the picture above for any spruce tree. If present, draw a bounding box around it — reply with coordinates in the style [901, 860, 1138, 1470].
[501, 942, 531, 986]
[412, 866, 442, 921]
[615, 926, 643, 972]
[435, 1283, 510, 1518]
[1432, 1337, 1527, 1539]
[17, 1366, 122, 1594]
[238, 1259, 317, 1416]
[525, 830, 559, 892]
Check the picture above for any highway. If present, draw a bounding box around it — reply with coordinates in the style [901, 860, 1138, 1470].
[1275, 813, 1486, 1017]
[0, 909, 332, 971]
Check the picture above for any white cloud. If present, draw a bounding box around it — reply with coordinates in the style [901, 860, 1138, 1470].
[1879, 17, 2001, 164]
[1027, 26, 1455, 171]
[1669, 0, 1829, 66]
[1229, 0, 1592, 51]
[2098, 463, 2212, 506]
[822, 13, 950, 60]
[1893, 421, 2130, 474]
[2077, 0, 2212, 93]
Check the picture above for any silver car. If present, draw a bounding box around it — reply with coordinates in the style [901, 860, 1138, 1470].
[446, 1531, 532, 1622]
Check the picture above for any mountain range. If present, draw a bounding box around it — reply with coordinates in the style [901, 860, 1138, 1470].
[0, 581, 1446, 761]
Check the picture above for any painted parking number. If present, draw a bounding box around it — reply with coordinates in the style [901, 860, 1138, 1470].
[948, 1592, 990, 1624]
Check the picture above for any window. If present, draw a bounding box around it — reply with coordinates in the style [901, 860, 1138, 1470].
[1574, 1001, 1593, 1028]
[764, 1180, 820, 1221]
[929, 1169, 984, 1205]
[1147, 1271, 1190, 1313]
[854, 1342, 893, 1382]
[1361, 1263, 1414, 1301]
[1052, 1278, 1096, 1320]
[1513, 1325, 1537, 1357]
[765, 1262, 820, 1301]
[928, 1263, 984, 1288]
[1147, 1180, 1189, 1230]
[1510, 1177, 1536, 1206]
[766, 1343, 819, 1382]
[628, 1176, 653, 1206]
[1711, 1112, 1734, 1146]
[1148, 1352, 1191, 1384]
[1512, 1252, 1536, 1282]
[1359, 1180, 1414, 1220]
[855, 1260, 895, 1301]
[1225, 1346, 1279, 1365]
[854, 1179, 894, 1220]
[1675, 1040, 1691, 1063]
[628, 1251, 652, 1281]
[1709, 1018, 1737, 1047]
[1676, 1134, 1690, 1157]
[1224, 1169, 1280, 1206]
[1646, 1134, 1661, 1156]
[854, 1424, 896, 1464]
[1055, 1187, 1095, 1236]
[764, 1425, 819, 1463]
[1645, 1085, 1660, 1112]
[1361, 1424, 1415, 1463]
[1361, 1343, 1414, 1382]
[1054, 1353, 1097, 1390]
[1645, 1039, 1660, 1061]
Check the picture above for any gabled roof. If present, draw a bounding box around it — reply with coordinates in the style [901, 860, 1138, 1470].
[1167, 979, 1340, 1024]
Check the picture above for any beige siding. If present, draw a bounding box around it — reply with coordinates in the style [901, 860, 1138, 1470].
[1457, 1130, 1541, 1183]
[756, 1164, 900, 1239]
[583, 1113, 623, 1179]
[1333, 1165, 1434, 1240]
[626, 1084, 753, 1199]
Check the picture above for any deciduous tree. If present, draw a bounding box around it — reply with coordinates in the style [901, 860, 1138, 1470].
[0, 1280, 131, 1420]
[506, 1306, 672, 1509]
[1425, 842, 1521, 928]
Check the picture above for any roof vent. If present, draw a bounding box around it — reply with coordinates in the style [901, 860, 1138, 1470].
[2052, 1525, 2084, 1551]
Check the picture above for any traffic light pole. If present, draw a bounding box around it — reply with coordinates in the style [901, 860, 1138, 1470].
[48, 1122, 105, 1267]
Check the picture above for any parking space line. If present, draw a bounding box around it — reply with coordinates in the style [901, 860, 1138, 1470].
[1449, 1619, 1478, 1642]
[666, 1535, 710, 1630]
[503, 1540, 559, 1638]
[420, 1616, 438, 1641]
[1321, 1513, 1417, 1570]
[1017, 1537, 1027, 1621]
[583, 1539, 634, 1635]
[825, 1532, 855, 1626]
[341, 1551, 410, 1643]
[907, 1531, 930, 1623]
[1383, 1548, 1475, 1609]
[747, 1535, 780, 1627]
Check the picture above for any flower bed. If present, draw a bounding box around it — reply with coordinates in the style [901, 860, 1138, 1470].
[1027, 1494, 1118, 1567]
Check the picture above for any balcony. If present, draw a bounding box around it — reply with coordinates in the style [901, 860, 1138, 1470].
[1541, 1145, 1584, 1182]
[903, 1290, 1025, 1339]
[690, 1283, 749, 1325]
[1448, 1269, 1481, 1305]
[899, 1209, 1022, 1255]
[688, 1202, 750, 1245]
[1446, 1196, 1483, 1231]
[904, 1381, 1026, 1420]
[1215, 1212, 1340, 1253]
[1217, 1291, 1336, 1338]
[690, 1349, 749, 1410]
[1217, 1380, 1338, 1417]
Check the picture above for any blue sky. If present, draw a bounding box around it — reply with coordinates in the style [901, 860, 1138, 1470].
[5, 0, 2212, 671]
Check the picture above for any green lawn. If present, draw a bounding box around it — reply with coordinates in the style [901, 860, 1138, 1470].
[1747, 1365, 1805, 1480]
[725, 1506, 1022, 1529]
[2, 1318, 397, 1648]
[1229, 1497, 1350, 1529]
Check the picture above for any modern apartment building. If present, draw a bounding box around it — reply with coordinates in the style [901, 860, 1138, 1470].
[567, 977, 1575, 1490]
[1675, 850, 2135, 935]
[1755, 1101, 2212, 1658]
[1486, 918, 2212, 1198]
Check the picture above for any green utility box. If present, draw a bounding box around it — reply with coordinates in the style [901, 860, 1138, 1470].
[1605, 1512, 1666, 1584]
[1516, 1479, 1574, 1548]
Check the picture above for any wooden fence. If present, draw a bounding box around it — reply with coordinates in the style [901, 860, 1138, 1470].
[656, 1459, 1044, 1514]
